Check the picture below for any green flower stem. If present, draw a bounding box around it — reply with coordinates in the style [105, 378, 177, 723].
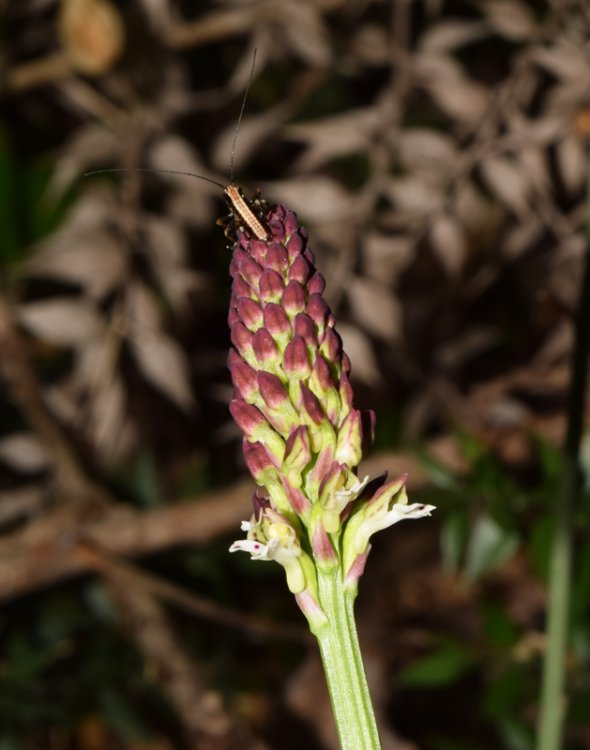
[314, 569, 382, 750]
[536, 144, 590, 750]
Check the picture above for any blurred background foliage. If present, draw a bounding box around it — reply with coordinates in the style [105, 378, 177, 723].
[0, 0, 589, 748]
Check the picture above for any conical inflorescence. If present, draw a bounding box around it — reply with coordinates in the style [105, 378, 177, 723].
[227, 199, 434, 623]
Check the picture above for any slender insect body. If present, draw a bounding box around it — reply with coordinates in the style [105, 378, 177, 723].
[221, 184, 270, 241]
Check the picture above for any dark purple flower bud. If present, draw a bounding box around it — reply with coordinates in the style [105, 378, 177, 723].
[268, 218, 286, 240]
[258, 372, 289, 409]
[248, 239, 268, 264]
[339, 371, 354, 413]
[232, 275, 251, 299]
[307, 294, 329, 330]
[286, 232, 305, 260]
[284, 210, 299, 237]
[228, 348, 241, 368]
[282, 280, 306, 316]
[263, 303, 291, 337]
[243, 439, 279, 480]
[239, 256, 263, 287]
[311, 354, 333, 391]
[252, 328, 279, 365]
[300, 384, 325, 425]
[283, 336, 311, 378]
[266, 243, 289, 272]
[228, 307, 240, 327]
[237, 297, 263, 331]
[319, 327, 342, 364]
[288, 255, 311, 283]
[259, 269, 284, 302]
[231, 322, 254, 360]
[307, 272, 326, 295]
[294, 313, 317, 347]
[342, 352, 352, 374]
[230, 359, 258, 401]
[229, 399, 266, 437]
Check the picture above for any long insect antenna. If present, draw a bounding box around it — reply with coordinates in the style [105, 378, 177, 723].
[229, 48, 258, 184]
[83, 168, 226, 191]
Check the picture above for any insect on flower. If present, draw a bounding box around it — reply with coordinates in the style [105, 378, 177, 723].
[85, 49, 270, 242]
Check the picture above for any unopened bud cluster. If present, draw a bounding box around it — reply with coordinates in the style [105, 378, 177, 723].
[228, 202, 433, 624]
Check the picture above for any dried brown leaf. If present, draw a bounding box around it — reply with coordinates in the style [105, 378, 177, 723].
[347, 277, 402, 341]
[88, 376, 130, 460]
[28, 229, 126, 300]
[0, 433, 49, 472]
[420, 20, 488, 51]
[557, 133, 587, 194]
[398, 128, 458, 173]
[416, 53, 489, 123]
[47, 123, 121, 200]
[285, 109, 380, 172]
[503, 218, 543, 260]
[19, 298, 104, 346]
[483, 1, 536, 40]
[281, 2, 331, 66]
[386, 176, 443, 216]
[430, 214, 467, 276]
[127, 284, 193, 409]
[131, 329, 194, 410]
[532, 42, 590, 81]
[363, 233, 414, 284]
[481, 156, 530, 216]
[266, 178, 355, 222]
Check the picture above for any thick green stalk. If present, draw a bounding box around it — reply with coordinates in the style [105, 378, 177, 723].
[314, 569, 382, 750]
[536, 145, 590, 750]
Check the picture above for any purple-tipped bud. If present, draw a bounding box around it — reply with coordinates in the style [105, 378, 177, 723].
[266, 243, 289, 272]
[243, 439, 279, 481]
[294, 314, 317, 348]
[319, 328, 342, 365]
[288, 255, 311, 283]
[259, 269, 285, 302]
[258, 371, 289, 409]
[252, 328, 280, 365]
[229, 399, 266, 437]
[228, 307, 240, 327]
[307, 272, 326, 295]
[283, 337, 311, 378]
[232, 275, 251, 298]
[237, 297, 264, 331]
[230, 359, 258, 401]
[231, 322, 255, 363]
[335, 409, 364, 468]
[239, 256, 263, 287]
[307, 294, 329, 331]
[263, 303, 291, 338]
[300, 384, 325, 426]
[282, 280, 306, 316]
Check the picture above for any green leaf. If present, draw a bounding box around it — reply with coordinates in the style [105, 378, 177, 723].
[398, 641, 475, 687]
[464, 515, 518, 581]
